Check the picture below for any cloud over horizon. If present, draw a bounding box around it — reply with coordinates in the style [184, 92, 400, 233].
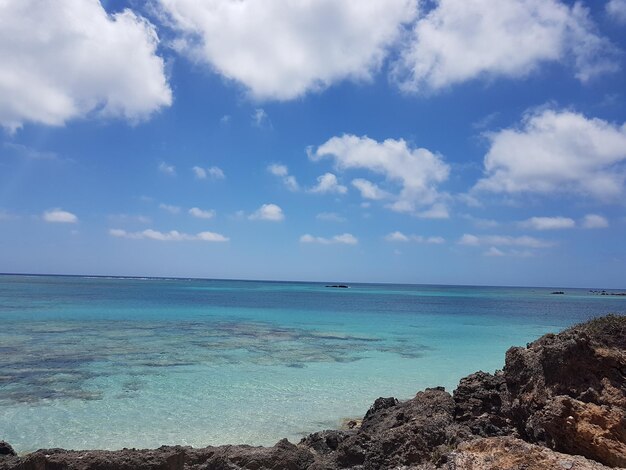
[311, 134, 450, 216]
[459, 233, 553, 248]
[109, 228, 228, 242]
[43, 209, 78, 224]
[475, 108, 626, 200]
[249, 203, 285, 221]
[300, 233, 358, 245]
[520, 216, 576, 230]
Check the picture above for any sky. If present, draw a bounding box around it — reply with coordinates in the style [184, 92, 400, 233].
[1, 0, 626, 288]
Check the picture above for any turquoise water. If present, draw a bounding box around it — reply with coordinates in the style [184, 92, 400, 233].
[1, 275, 625, 452]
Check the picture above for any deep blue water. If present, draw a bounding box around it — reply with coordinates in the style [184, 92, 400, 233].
[0, 274, 624, 451]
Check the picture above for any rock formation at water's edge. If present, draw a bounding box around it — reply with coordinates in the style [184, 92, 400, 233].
[1, 314, 624, 469]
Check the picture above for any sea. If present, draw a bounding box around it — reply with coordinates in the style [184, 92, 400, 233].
[1, 274, 625, 452]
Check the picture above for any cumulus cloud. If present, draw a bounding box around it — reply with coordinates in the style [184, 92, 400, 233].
[192, 166, 207, 179]
[316, 212, 346, 222]
[300, 233, 358, 245]
[159, 162, 176, 176]
[309, 173, 348, 195]
[159, 203, 181, 214]
[392, 0, 617, 93]
[43, 208, 78, 223]
[581, 214, 609, 229]
[193, 165, 225, 180]
[208, 166, 225, 179]
[189, 207, 215, 219]
[249, 203, 284, 221]
[606, 0, 626, 23]
[352, 178, 390, 200]
[268, 164, 299, 191]
[458, 233, 553, 248]
[385, 231, 445, 243]
[252, 108, 271, 128]
[311, 134, 450, 215]
[484, 247, 505, 257]
[385, 231, 410, 242]
[520, 216, 575, 230]
[0, 0, 171, 131]
[475, 109, 626, 200]
[415, 203, 450, 219]
[158, 0, 416, 100]
[109, 228, 228, 242]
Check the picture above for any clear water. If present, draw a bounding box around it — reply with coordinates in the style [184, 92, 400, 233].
[1, 274, 625, 452]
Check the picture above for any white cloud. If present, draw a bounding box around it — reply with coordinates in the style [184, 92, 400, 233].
[520, 216, 575, 230]
[475, 109, 626, 200]
[159, 203, 181, 214]
[158, 0, 416, 100]
[393, 0, 616, 93]
[268, 164, 299, 191]
[189, 207, 215, 219]
[606, 0, 626, 23]
[109, 228, 228, 242]
[415, 203, 450, 219]
[310, 173, 348, 195]
[352, 178, 390, 200]
[268, 164, 288, 177]
[385, 231, 445, 244]
[311, 134, 450, 215]
[249, 203, 284, 221]
[316, 212, 346, 222]
[159, 162, 176, 176]
[385, 231, 410, 242]
[43, 208, 78, 223]
[192, 166, 207, 179]
[484, 247, 505, 257]
[192, 165, 224, 180]
[252, 108, 271, 128]
[0, 0, 171, 131]
[581, 214, 609, 229]
[300, 233, 358, 245]
[458, 233, 553, 248]
[207, 166, 225, 179]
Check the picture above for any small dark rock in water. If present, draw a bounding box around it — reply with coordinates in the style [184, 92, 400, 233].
[0, 442, 15, 457]
[325, 285, 349, 288]
[550, 291, 565, 295]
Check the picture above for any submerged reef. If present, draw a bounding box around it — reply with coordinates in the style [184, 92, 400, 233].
[1, 314, 625, 470]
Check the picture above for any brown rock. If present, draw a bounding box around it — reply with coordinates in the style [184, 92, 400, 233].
[310, 387, 473, 469]
[440, 436, 620, 470]
[453, 371, 514, 437]
[503, 314, 626, 466]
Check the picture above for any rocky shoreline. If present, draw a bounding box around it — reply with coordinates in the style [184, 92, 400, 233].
[1, 314, 624, 469]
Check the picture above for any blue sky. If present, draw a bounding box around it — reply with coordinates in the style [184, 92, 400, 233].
[1, 0, 626, 287]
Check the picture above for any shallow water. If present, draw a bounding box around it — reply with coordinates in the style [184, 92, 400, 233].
[1, 275, 624, 451]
